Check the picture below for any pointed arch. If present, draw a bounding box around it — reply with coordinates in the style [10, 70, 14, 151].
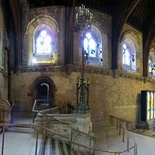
[120, 27, 142, 74]
[24, 14, 60, 65]
[30, 76, 57, 107]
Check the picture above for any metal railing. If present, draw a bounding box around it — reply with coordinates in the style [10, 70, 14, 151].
[32, 104, 138, 154]
[67, 101, 74, 114]
[32, 99, 54, 112]
[109, 115, 138, 155]
[37, 111, 137, 154]
[0, 98, 138, 154]
[0, 120, 137, 155]
[32, 99, 56, 123]
[34, 110, 97, 154]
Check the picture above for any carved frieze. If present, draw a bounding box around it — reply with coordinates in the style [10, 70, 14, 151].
[11, 64, 155, 84]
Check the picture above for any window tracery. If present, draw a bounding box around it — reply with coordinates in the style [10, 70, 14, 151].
[35, 29, 52, 54]
[122, 39, 136, 72]
[148, 49, 155, 77]
[32, 27, 55, 64]
[83, 32, 102, 66]
[25, 15, 60, 66]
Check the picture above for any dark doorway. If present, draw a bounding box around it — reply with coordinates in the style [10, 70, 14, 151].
[33, 77, 56, 108]
[37, 82, 49, 100]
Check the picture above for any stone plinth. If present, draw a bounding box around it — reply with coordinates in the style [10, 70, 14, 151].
[75, 113, 92, 134]
[35, 112, 93, 134]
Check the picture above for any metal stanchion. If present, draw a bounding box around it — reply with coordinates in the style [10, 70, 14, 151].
[35, 127, 39, 155]
[1, 126, 6, 155]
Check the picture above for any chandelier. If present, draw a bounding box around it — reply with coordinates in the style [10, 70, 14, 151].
[74, 4, 93, 114]
[75, 4, 93, 33]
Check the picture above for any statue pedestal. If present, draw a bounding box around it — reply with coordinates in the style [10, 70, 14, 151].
[75, 113, 92, 134]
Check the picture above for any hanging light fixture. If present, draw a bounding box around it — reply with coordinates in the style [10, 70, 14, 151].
[74, 4, 93, 114]
[75, 4, 93, 33]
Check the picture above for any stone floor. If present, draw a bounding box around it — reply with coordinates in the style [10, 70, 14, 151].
[0, 112, 155, 155]
[93, 125, 155, 155]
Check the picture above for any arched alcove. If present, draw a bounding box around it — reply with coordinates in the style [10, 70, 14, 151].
[24, 14, 60, 66]
[31, 76, 57, 107]
[119, 28, 142, 74]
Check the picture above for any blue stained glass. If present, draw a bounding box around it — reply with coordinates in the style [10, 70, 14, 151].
[83, 32, 103, 66]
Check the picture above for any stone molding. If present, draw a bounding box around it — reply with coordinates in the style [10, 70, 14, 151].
[13, 65, 65, 74]
[11, 65, 155, 84]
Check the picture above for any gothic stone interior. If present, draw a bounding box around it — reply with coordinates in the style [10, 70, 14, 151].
[1, 0, 155, 127]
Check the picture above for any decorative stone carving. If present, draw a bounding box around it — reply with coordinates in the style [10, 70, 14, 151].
[0, 99, 11, 123]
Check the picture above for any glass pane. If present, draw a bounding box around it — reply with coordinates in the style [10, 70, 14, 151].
[89, 39, 96, 57]
[122, 42, 136, 72]
[154, 93, 155, 118]
[147, 92, 150, 120]
[83, 32, 102, 66]
[35, 29, 52, 54]
[151, 92, 154, 119]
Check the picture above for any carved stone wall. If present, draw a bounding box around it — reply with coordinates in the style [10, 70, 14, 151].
[9, 5, 155, 127]
[119, 24, 143, 76]
[22, 5, 63, 66]
[10, 67, 155, 127]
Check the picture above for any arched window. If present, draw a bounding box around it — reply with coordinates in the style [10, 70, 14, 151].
[83, 32, 102, 66]
[25, 15, 60, 66]
[122, 39, 136, 72]
[32, 27, 54, 64]
[148, 49, 155, 77]
[35, 29, 52, 54]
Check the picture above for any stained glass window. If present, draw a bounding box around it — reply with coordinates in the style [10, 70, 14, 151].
[35, 29, 52, 54]
[148, 52, 155, 77]
[83, 32, 102, 66]
[32, 28, 54, 64]
[122, 42, 136, 72]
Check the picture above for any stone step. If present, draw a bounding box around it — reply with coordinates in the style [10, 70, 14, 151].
[50, 137, 79, 155]
[7, 126, 35, 133]
[51, 138, 60, 155]
[7, 126, 94, 155]
[58, 141, 68, 155]
[44, 137, 52, 155]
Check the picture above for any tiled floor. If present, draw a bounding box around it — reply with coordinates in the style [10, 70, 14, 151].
[0, 131, 36, 155]
[0, 112, 36, 155]
[0, 112, 155, 155]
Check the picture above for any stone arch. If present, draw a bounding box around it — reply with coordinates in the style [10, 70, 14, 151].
[92, 14, 110, 68]
[31, 76, 57, 107]
[77, 22, 107, 67]
[25, 14, 60, 35]
[91, 22, 108, 68]
[148, 46, 155, 77]
[23, 14, 60, 65]
[119, 29, 142, 73]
